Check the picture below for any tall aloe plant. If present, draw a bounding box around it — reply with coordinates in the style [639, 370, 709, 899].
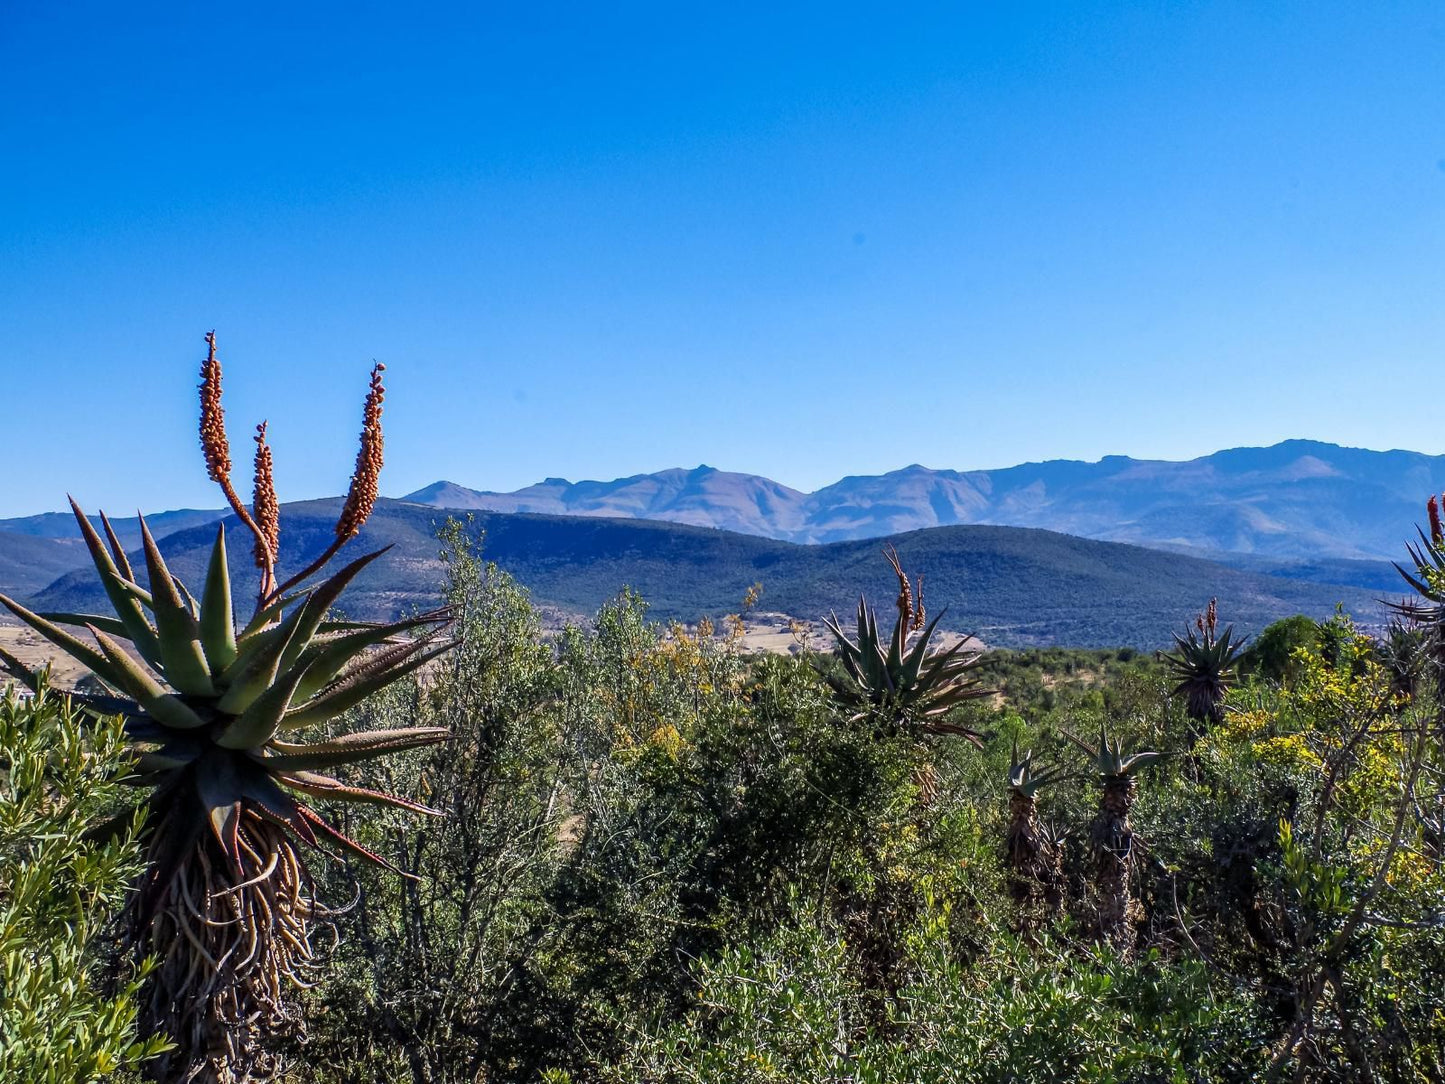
[1005, 742, 1066, 924]
[1393, 494, 1445, 721]
[0, 333, 452, 1084]
[1163, 598, 1247, 734]
[1390, 494, 1445, 859]
[1062, 725, 1163, 954]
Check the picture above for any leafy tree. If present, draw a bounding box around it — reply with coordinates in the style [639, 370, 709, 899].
[1243, 614, 1320, 684]
[294, 523, 565, 1084]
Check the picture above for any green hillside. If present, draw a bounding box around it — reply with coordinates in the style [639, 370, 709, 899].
[25, 499, 1393, 647]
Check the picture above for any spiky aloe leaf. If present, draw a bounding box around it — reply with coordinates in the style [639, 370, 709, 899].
[37, 612, 132, 638]
[216, 603, 309, 714]
[292, 611, 451, 703]
[199, 524, 238, 673]
[275, 546, 391, 677]
[234, 767, 320, 848]
[109, 574, 155, 609]
[256, 726, 449, 771]
[215, 656, 317, 749]
[0, 593, 126, 690]
[136, 744, 204, 772]
[294, 803, 408, 875]
[174, 575, 201, 621]
[88, 625, 208, 730]
[69, 498, 162, 667]
[194, 755, 245, 867]
[900, 609, 948, 689]
[139, 517, 214, 696]
[1009, 742, 1067, 796]
[281, 638, 452, 730]
[237, 587, 312, 641]
[1061, 725, 1161, 778]
[278, 769, 442, 815]
[0, 645, 40, 693]
[98, 511, 134, 580]
[1118, 751, 1166, 775]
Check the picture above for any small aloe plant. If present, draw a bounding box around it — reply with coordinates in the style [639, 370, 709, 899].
[1163, 598, 1248, 733]
[1392, 494, 1445, 714]
[0, 333, 453, 1084]
[1061, 724, 1164, 953]
[1005, 741, 1067, 921]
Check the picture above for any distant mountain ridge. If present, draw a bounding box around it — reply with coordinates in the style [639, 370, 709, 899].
[401, 440, 1445, 561]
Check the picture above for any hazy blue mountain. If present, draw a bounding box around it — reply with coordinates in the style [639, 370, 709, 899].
[406, 465, 811, 538]
[0, 508, 227, 545]
[402, 440, 1445, 560]
[0, 531, 89, 599]
[23, 500, 1391, 649]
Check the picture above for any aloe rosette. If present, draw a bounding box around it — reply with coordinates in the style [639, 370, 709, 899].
[1061, 724, 1163, 952]
[820, 546, 987, 743]
[1163, 598, 1248, 731]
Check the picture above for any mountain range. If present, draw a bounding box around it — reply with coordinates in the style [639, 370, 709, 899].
[0, 438, 1435, 648]
[400, 440, 1445, 561]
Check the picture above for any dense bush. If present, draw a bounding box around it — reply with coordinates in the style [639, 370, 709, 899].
[0, 684, 168, 1083]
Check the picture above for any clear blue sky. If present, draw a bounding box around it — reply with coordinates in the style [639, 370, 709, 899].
[2, 2, 1442, 517]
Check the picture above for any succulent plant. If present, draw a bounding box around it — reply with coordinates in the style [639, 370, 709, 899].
[1005, 742, 1066, 922]
[1162, 598, 1247, 732]
[1062, 724, 1166, 782]
[1392, 494, 1445, 714]
[1008, 741, 1067, 798]
[820, 546, 987, 744]
[1061, 724, 1163, 953]
[0, 333, 452, 1084]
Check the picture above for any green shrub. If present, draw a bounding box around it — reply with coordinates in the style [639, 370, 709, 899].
[0, 683, 168, 1083]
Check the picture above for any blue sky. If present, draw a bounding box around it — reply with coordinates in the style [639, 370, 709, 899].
[1, 2, 1442, 517]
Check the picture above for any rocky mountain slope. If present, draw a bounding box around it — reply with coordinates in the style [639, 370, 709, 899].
[401, 440, 1445, 560]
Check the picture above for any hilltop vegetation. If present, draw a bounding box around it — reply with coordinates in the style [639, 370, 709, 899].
[275, 547, 1445, 1080]
[22, 500, 1389, 648]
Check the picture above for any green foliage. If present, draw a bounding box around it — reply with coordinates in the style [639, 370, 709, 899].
[293, 522, 566, 1083]
[605, 900, 1266, 1083]
[1242, 614, 1320, 684]
[0, 684, 169, 1083]
[273, 572, 1445, 1083]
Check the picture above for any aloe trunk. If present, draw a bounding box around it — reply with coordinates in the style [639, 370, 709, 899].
[1093, 774, 1140, 952]
[1005, 792, 1063, 907]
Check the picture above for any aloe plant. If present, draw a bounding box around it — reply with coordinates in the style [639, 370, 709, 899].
[1393, 494, 1445, 716]
[0, 334, 452, 1084]
[1005, 742, 1066, 922]
[1163, 598, 1247, 733]
[1062, 724, 1163, 953]
[821, 546, 987, 744]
